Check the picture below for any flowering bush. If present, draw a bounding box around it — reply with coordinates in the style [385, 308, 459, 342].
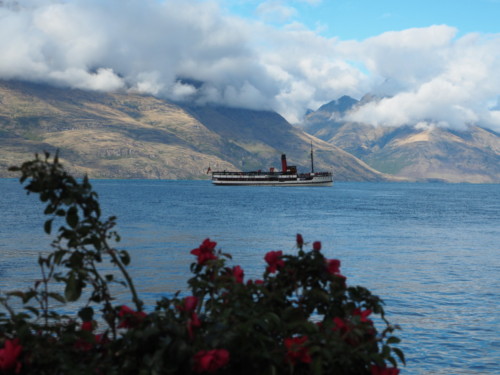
[0, 153, 404, 374]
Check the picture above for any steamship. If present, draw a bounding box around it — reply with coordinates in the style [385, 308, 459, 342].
[211, 148, 333, 186]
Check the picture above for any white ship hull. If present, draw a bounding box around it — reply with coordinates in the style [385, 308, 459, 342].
[211, 172, 333, 186]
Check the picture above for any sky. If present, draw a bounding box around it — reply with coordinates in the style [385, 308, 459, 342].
[1, 0, 500, 131]
[227, 0, 500, 40]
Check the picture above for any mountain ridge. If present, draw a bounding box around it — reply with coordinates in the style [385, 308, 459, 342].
[303, 96, 500, 183]
[0, 80, 392, 181]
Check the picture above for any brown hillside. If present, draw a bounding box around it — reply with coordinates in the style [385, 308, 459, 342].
[0, 80, 394, 181]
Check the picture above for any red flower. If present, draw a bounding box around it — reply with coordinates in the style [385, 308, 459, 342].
[191, 239, 218, 265]
[117, 305, 147, 328]
[327, 259, 347, 286]
[371, 365, 400, 375]
[332, 317, 351, 333]
[312, 241, 322, 251]
[193, 349, 230, 373]
[264, 251, 285, 273]
[75, 321, 102, 351]
[246, 279, 264, 286]
[179, 296, 198, 313]
[232, 265, 244, 283]
[326, 259, 341, 274]
[81, 321, 93, 332]
[353, 308, 373, 324]
[284, 336, 311, 365]
[0, 338, 22, 373]
[296, 234, 304, 247]
[187, 312, 202, 339]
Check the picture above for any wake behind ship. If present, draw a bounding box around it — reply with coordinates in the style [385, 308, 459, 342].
[211, 152, 333, 187]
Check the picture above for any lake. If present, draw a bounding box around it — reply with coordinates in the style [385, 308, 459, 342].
[1, 178, 499, 374]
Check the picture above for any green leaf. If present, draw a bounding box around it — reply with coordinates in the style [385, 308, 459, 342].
[92, 237, 102, 251]
[65, 273, 82, 302]
[66, 206, 79, 228]
[387, 336, 401, 345]
[68, 251, 84, 268]
[392, 347, 406, 365]
[22, 291, 37, 304]
[48, 292, 66, 304]
[78, 307, 94, 322]
[6, 291, 25, 299]
[14, 312, 32, 321]
[53, 250, 67, 265]
[44, 219, 53, 234]
[120, 250, 131, 266]
[388, 356, 397, 368]
[24, 306, 40, 317]
[262, 312, 281, 328]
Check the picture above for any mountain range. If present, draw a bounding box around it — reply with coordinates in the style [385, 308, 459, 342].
[1, 80, 499, 182]
[0, 80, 388, 181]
[303, 96, 500, 183]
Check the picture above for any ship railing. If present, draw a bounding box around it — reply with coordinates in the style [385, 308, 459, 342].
[212, 171, 332, 177]
[308, 172, 332, 177]
[212, 171, 286, 176]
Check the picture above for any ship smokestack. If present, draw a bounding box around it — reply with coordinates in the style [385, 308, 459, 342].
[310, 142, 314, 173]
[281, 154, 288, 173]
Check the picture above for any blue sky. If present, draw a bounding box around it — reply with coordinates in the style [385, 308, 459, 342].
[226, 0, 500, 40]
[1, 0, 500, 130]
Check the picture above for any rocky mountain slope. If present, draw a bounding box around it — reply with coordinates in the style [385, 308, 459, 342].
[0, 80, 390, 181]
[303, 96, 500, 183]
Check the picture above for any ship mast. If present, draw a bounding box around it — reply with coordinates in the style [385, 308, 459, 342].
[310, 142, 314, 173]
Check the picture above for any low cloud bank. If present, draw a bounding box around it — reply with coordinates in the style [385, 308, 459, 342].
[1, 0, 499, 130]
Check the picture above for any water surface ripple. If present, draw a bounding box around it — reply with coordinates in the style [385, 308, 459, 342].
[1, 179, 499, 374]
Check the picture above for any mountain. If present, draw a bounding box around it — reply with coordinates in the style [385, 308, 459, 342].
[303, 96, 500, 183]
[0, 80, 391, 181]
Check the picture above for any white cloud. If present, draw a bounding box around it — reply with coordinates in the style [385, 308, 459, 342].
[0, 1, 499, 131]
[344, 27, 500, 130]
[292, 0, 322, 4]
[133, 71, 165, 96]
[256, 1, 297, 23]
[49, 67, 125, 92]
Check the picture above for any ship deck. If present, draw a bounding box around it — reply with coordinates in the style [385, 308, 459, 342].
[211, 171, 333, 186]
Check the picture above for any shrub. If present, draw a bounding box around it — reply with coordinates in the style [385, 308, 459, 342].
[0, 153, 404, 374]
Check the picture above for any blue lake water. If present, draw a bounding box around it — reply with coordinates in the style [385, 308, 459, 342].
[1, 178, 499, 374]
